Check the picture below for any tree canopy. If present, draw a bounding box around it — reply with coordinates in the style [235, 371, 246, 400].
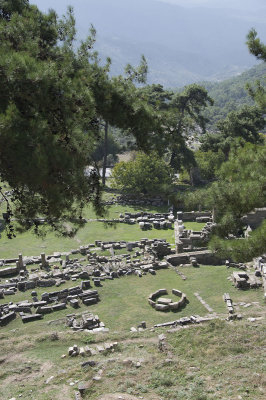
[0, 0, 162, 235]
[246, 28, 266, 111]
[111, 152, 174, 196]
[200, 105, 265, 157]
[182, 28, 266, 261]
[186, 142, 266, 261]
[139, 83, 213, 173]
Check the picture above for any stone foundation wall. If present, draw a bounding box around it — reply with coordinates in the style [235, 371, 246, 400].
[242, 208, 266, 229]
[166, 250, 223, 266]
[176, 211, 212, 222]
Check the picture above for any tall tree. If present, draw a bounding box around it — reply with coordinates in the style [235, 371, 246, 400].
[246, 28, 266, 62]
[183, 30, 266, 261]
[101, 55, 149, 186]
[164, 84, 213, 185]
[246, 28, 266, 111]
[185, 143, 266, 260]
[0, 1, 161, 235]
[200, 105, 265, 158]
[140, 83, 213, 180]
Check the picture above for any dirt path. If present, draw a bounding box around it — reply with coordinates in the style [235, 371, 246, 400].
[97, 393, 161, 400]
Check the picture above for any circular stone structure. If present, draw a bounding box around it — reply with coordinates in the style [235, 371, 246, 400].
[148, 288, 187, 311]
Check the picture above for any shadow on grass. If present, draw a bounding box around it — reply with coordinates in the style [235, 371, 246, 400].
[0, 219, 5, 233]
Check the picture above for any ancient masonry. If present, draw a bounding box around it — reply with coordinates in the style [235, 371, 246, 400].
[0, 209, 265, 331]
[148, 288, 187, 312]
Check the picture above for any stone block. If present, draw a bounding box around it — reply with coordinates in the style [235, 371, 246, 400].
[69, 299, 79, 308]
[169, 302, 180, 311]
[36, 306, 53, 314]
[155, 303, 169, 312]
[81, 280, 91, 290]
[0, 311, 16, 326]
[52, 303, 66, 311]
[157, 297, 172, 305]
[172, 289, 182, 297]
[83, 297, 98, 306]
[21, 314, 43, 323]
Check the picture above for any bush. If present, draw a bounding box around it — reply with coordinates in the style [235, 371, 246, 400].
[195, 149, 225, 181]
[111, 152, 174, 195]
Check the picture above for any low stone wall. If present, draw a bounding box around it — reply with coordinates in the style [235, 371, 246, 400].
[176, 211, 212, 222]
[242, 208, 266, 229]
[148, 288, 187, 312]
[0, 266, 18, 277]
[166, 250, 223, 266]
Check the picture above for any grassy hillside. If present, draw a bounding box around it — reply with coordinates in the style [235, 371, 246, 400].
[0, 192, 265, 400]
[0, 308, 264, 399]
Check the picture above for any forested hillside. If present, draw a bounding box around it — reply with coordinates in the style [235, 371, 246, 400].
[199, 63, 266, 130]
[109, 64, 266, 154]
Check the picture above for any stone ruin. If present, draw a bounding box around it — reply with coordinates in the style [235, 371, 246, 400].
[174, 219, 215, 254]
[166, 249, 222, 267]
[223, 292, 234, 315]
[113, 211, 175, 230]
[1, 207, 264, 335]
[0, 236, 174, 328]
[176, 210, 212, 222]
[102, 193, 165, 207]
[223, 293, 243, 321]
[66, 312, 107, 332]
[254, 255, 266, 301]
[0, 280, 100, 326]
[241, 208, 266, 230]
[148, 288, 187, 312]
[68, 340, 118, 358]
[225, 260, 247, 270]
[154, 314, 216, 328]
[232, 271, 262, 289]
[93, 210, 212, 232]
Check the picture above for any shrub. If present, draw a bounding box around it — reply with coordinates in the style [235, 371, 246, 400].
[111, 152, 174, 195]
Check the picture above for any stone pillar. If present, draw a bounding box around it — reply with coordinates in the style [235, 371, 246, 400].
[126, 242, 134, 251]
[176, 211, 183, 221]
[174, 220, 184, 254]
[212, 208, 216, 223]
[16, 254, 25, 271]
[18, 253, 23, 266]
[41, 253, 47, 268]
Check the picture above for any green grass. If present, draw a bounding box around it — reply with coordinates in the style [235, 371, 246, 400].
[184, 222, 207, 231]
[0, 263, 264, 400]
[0, 318, 264, 400]
[0, 189, 265, 400]
[0, 266, 263, 333]
[0, 221, 175, 259]
[0, 197, 174, 259]
[82, 201, 169, 220]
[0, 195, 207, 260]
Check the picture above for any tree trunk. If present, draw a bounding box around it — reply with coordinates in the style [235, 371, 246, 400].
[169, 150, 176, 169]
[102, 121, 108, 186]
[190, 166, 202, 186]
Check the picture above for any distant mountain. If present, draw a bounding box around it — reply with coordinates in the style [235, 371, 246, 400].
[31, 0, 266, 87]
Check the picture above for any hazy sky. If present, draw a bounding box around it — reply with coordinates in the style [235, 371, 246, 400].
[29, 0, 265, 85]
[30, 0, 266, 14]
[157, 0, 265, 9]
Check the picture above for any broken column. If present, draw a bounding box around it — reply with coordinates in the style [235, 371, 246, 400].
[17, 253, 25, 270]
[41, 253, 47, 268]
[174, 220, 184, 254]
